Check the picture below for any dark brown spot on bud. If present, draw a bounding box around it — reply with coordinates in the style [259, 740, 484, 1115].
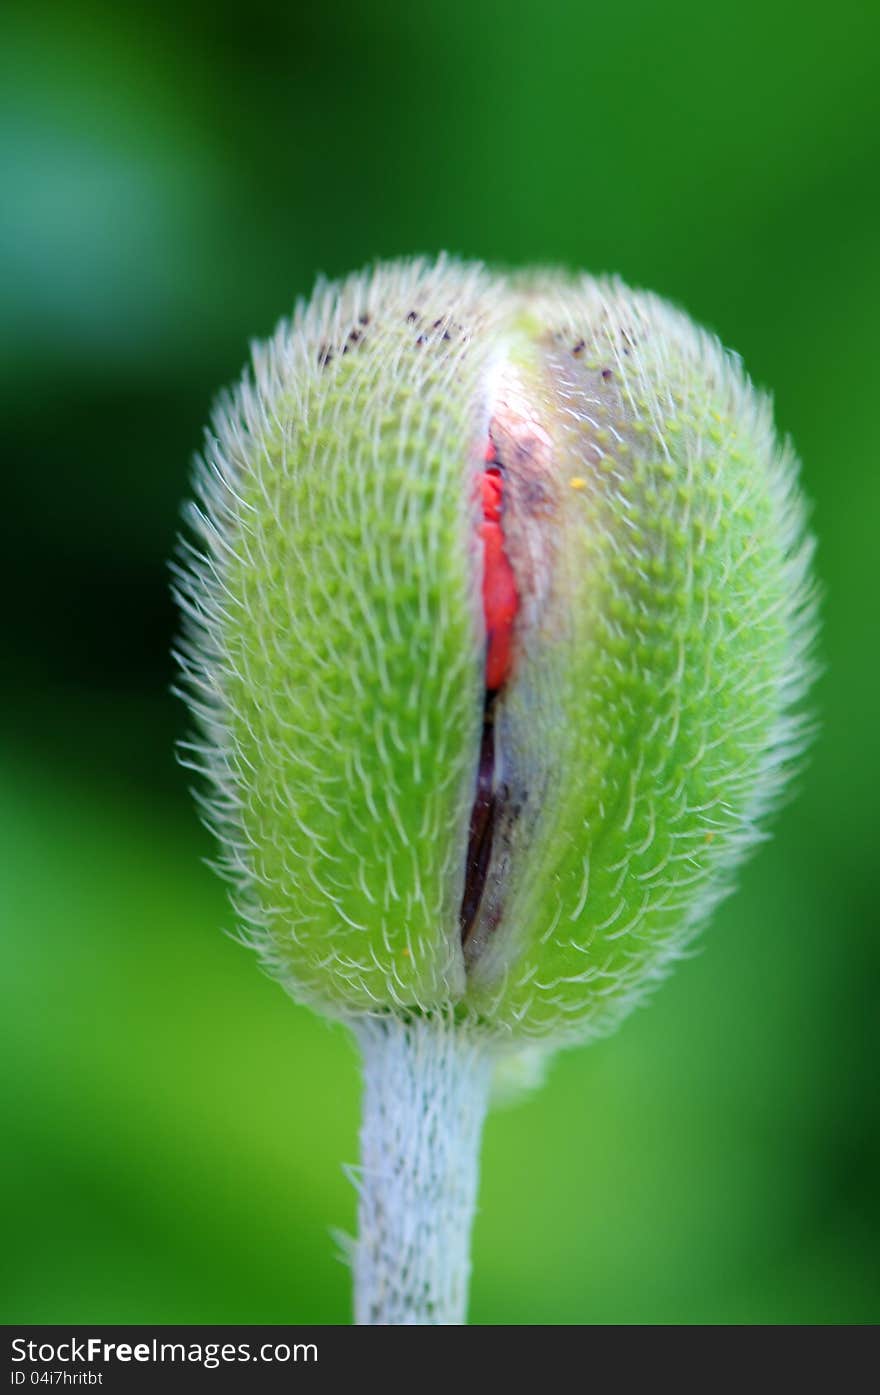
[459, 701, 499, 948]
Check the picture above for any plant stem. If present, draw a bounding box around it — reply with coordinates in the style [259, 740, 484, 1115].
[352, 1013, 493, 1325]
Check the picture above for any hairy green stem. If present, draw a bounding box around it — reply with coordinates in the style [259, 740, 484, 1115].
[352, 1014, 493, 1325]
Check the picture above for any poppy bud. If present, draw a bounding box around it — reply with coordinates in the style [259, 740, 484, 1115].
[174, 256, 817, 1322]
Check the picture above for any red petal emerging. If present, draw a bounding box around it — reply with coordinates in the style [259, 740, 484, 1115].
[479, 460, 519, 691]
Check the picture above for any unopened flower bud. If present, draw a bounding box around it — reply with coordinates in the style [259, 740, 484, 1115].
[174, 256, 817, 1323]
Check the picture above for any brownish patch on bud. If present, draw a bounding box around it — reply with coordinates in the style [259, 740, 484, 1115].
[488, 384, 561, 656]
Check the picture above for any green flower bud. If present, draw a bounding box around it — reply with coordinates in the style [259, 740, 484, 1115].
[174, 255, 816, 1046]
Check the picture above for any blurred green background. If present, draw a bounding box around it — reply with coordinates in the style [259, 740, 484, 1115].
[2, 0, 878, 1325]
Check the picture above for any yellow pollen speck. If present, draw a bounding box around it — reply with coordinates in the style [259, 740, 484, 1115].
[570, 477, 586, 490]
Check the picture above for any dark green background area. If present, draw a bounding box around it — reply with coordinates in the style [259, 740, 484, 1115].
[2, 0, 878, 1325]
